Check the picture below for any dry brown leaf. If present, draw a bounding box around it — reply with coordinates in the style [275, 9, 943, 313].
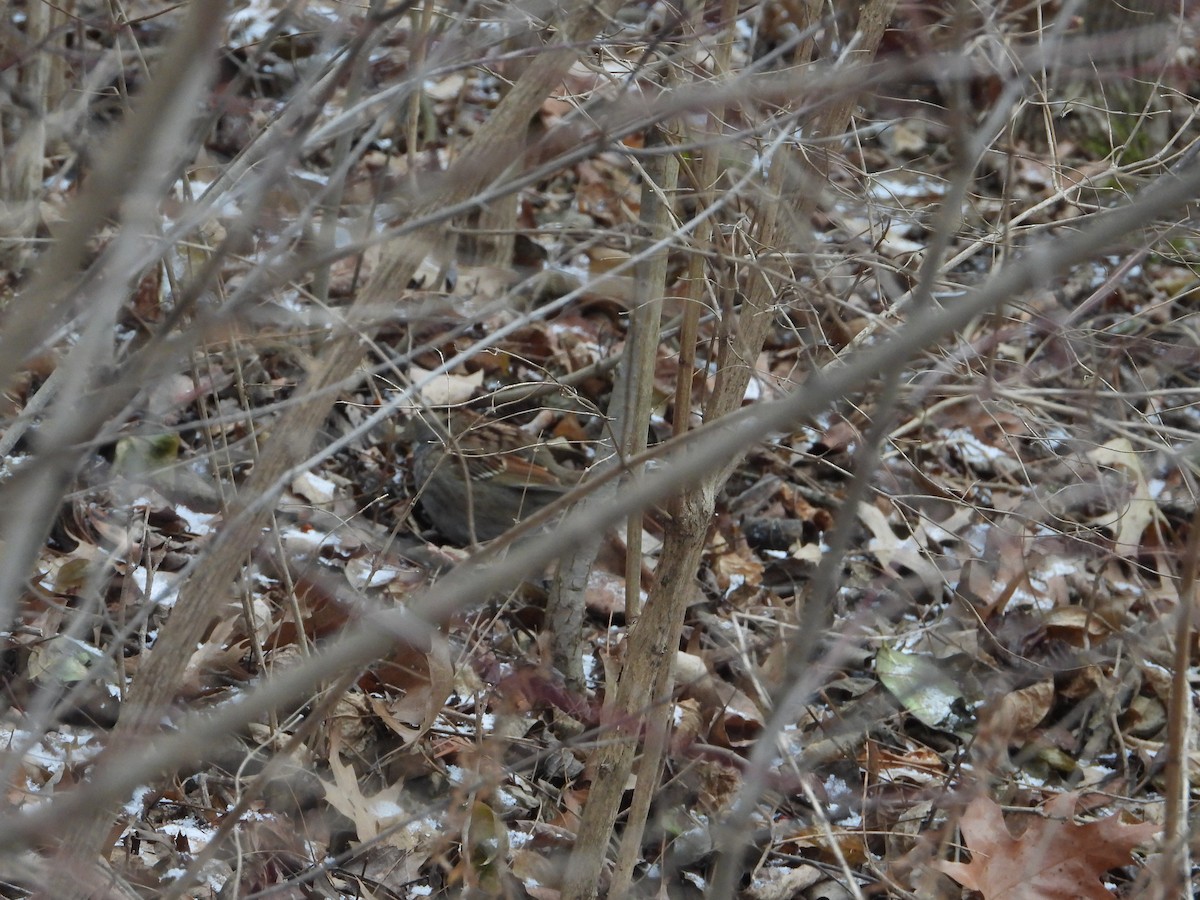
[1086, 439, 1161, 558]
[711, 536, 765, 594]
[993, 679, 1054, 742]
[861, 738, 947, 788]
[319, 731, 438, 885]
[406, 364, 485, 407]
[938, 793, 1158, 900]
[743, 863, 823, 899]
[858, 500, 943, 594]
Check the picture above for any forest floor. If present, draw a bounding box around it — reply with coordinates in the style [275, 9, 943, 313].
[3, 2, 1199, 898]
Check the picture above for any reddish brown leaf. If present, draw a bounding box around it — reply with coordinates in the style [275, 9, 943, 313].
[939, 793, 1158, 900]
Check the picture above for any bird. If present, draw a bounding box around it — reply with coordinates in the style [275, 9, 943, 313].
[407, 410, 579, 545]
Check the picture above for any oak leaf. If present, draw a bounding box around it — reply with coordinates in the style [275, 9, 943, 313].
[938, 793, 1157, 899]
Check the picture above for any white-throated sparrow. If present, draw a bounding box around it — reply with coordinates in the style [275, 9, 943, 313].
[408, 411, 579, 545]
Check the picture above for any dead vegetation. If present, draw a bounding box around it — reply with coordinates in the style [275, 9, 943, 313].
[1, 1, 1199, 898]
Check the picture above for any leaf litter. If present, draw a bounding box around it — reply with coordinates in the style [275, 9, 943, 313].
[1, 0, 1192, 897]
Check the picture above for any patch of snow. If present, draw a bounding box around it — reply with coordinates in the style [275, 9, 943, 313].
[1037, 557, 1077, 578]
[122, 784, 154, 816]
[1014, 769, 1047, 789]
[345, 558, 403, 589]
[130, 567, 179, 605]
[370, 797, 405, 820]
[494, 787, 520, 811]
[279, 525, 340, 555]
[228, 0, 282, 43]
[159, 816, 217, 848]
[0, 452, 29, 480]
[823, 773, 849, 797]
[1011, 586, 1052, 610]
[868, 173, 946, 200]
[943, 427, 1011, 470]
[174, 503, 215, 535]
[6, 725, 102, 799]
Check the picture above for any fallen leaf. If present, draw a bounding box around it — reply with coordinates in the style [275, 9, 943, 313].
[876, 644, 962, 728]
[1086, 438, 1161, 558]
[938, 793, 1158, 899]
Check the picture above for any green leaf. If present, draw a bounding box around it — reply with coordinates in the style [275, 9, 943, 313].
[875, 644, 962, 728]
